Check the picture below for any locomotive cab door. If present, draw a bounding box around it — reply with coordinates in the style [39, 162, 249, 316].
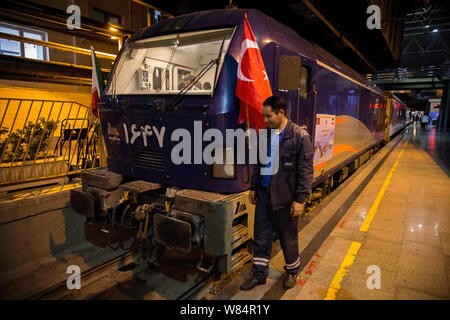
[276, 47, 301, 123]
[275, 47, 316, 135]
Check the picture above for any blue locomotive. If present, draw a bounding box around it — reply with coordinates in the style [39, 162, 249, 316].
[71, 9, 408, 274]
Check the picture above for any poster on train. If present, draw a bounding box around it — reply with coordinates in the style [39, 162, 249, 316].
[313, 114, 336, 166]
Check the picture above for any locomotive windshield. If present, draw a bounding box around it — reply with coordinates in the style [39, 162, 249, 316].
[107, 28, 235, 95]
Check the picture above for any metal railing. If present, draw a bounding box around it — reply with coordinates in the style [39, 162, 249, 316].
[0, 98, 104, 186]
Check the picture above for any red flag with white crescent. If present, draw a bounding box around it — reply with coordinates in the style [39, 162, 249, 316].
[235, 13, 272, 130]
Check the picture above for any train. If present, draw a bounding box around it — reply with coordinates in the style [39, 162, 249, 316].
[70, 9, 410, 275]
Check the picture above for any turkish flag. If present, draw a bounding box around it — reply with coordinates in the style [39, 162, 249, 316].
[235, 13, 272, 131]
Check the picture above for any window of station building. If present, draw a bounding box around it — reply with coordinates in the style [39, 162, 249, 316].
[92, 8, 122, 25]
[0, 22, 48, 60]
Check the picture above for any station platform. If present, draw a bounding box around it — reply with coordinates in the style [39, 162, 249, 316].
[209, 123, 450, 300]
[285, 124, 450, 300]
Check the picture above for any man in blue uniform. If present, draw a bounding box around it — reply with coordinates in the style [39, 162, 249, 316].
[240, 96, 314, 290]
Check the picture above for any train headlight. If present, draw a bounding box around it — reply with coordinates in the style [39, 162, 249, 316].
[212, 147, 235, 179]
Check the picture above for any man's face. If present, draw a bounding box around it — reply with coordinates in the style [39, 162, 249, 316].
[262, 105, 285, 129]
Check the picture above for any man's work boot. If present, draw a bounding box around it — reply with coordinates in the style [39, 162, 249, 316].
[240, 277, 266, 291]
[283, 272, 298, 289]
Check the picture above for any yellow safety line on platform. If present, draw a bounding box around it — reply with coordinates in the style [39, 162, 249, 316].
[324, 241, 362, 300]
[359, 142, 407, 232]
[323, 139, 408, 299]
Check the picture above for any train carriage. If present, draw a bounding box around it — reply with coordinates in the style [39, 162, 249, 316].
[384, 91, 408, 140]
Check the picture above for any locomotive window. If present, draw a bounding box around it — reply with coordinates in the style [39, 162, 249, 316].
[107, 28, 234, 95]
[177, 68, 199, 90]
[165, 69, 170, 90]
[153, 67, 163, 90]
[299, 66, 310, 98]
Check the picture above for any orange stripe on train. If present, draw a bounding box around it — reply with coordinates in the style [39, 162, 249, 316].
[335, 118, 349, 125]
[313, 144, 357, 170]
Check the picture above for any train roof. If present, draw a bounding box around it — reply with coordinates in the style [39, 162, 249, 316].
[127, 8, 386, 97]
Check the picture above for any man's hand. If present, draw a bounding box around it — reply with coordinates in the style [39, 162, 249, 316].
[249, 191, 257, 205]
[291, 201, 305, 217]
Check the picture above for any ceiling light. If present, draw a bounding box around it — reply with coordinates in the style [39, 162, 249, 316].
[432, 29, 438, 32]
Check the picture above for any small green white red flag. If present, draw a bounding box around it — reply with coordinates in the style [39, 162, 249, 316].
[90, 46, 104, 118]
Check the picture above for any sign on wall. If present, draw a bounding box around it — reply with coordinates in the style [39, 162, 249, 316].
[313, 114, 336, 166]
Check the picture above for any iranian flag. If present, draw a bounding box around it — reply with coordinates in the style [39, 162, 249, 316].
[90, 46, 104, 118]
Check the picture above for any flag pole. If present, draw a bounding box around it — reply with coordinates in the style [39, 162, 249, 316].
[245, 103, 251, 129]
[90, 46, 108, 167]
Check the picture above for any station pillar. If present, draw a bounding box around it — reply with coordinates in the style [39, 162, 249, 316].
[438, 79, 450, 133]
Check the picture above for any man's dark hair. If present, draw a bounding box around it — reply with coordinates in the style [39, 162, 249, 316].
[263, 96, 287, 114]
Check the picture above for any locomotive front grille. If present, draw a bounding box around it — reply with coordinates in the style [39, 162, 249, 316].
[175, 189, 230, 202]
[131, 148, 164, 170]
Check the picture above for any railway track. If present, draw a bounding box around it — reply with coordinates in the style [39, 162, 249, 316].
[28, 246, 144, 300]
[28, 243, 222, 300]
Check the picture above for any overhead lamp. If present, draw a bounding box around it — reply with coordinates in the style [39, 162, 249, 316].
[109, 26, 119, 32]
[432, 29, 439, 32]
